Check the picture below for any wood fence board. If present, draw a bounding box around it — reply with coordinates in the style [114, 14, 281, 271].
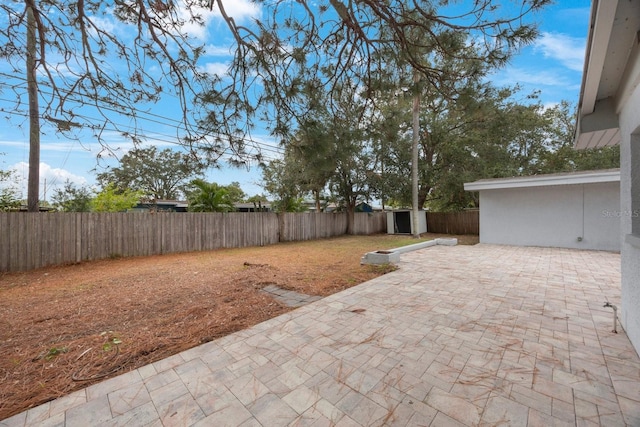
[42, 214, 55, 266]
[11, 214, 22, 270]
[2, 214, 11, 270]
[0, 213, 8, 271]
[426, 211, 479, 235]
[0, 211, 388, 272]
[59, 213, 74, 264]
[10, 214, 22, 271]
[83, 213, 96, 261]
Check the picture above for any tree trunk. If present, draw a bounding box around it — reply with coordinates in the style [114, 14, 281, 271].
[314, 189, 321, 212]
[346, 200, 356, 235]
[27, 4, 40, 212]
[418, 184, 431, 211]
[411, 71, 421, 238]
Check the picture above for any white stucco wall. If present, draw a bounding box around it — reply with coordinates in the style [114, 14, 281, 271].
[478, 182, 620, 251]
[618, 81, 640, 354]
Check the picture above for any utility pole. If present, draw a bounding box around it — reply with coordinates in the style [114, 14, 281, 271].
[26, 3, 41, 212]
[411, 70, 421, 238]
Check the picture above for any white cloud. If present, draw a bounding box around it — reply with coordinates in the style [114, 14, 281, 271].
[9, 162, 89, 200]
[50, 130, 181, 161]
[89, 15, 119, 37]
[1, 136, 125, 160]
[534, 32, 586, 72]
[41, 141, 89, 153]
[210, 1, 261, 23]
[493, 67, 577, 89]
[178, 0, 261, 41]
[87, 1, 260, 45]
[0, 140, 26, 150]
[205, 44, 234, 56]
[200, 61, 230, 77]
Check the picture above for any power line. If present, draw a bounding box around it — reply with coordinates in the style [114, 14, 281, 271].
[0, 72, 286, 155]
[0, 97, 284, 158]
[0, 70, 285, 196]
[0, 98, 284, 162]
[0, 100, 280, 194]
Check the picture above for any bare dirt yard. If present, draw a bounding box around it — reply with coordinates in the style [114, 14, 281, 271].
[0, 233, 478, 420]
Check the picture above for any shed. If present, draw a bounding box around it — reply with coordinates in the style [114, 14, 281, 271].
[386, 210, 427, 235]
[464, 169, 620, 251]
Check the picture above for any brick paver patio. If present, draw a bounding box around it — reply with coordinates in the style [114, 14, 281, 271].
[2, 244, 638, 426]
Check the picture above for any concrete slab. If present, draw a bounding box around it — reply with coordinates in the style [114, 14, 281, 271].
[361, 237, 458, 265]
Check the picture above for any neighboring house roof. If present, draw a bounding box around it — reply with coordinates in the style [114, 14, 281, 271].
[152, 200, 189, 208]
[356, 202, 373, 213]
[575, 0, 640, 149]
[463, 169, 620, 191]
[134, 200, 189, 211]
[234, 202, 272, 210]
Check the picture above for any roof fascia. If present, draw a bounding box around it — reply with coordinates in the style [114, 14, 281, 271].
[463, 170, 620, 191]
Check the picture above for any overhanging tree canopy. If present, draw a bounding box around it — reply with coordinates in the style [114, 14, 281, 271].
[1, 0, 550, 211]
[1, 1, 207, 133]
[205, 0, 550, 237]
[0, 0, 209, 210]
[203, 0, 549, 140]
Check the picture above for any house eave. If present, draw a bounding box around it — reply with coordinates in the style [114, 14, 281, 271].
[575, 97, 620, 149]
[578, 0, 617, 117]
[463, 169, 620, 192]
[574, 0, 640, 149]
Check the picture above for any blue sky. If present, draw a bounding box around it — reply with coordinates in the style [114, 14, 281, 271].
[0, 0, 591, 201]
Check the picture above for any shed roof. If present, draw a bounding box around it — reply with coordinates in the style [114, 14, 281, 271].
[463, 169, 620, 191]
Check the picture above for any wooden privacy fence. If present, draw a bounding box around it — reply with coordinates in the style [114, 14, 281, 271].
[278, 211, 387, 241]
[426, 210, 479, 235]
[0, 211, 387, 272]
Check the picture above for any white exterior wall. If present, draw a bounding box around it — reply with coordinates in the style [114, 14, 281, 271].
[478, 182, 620, 251]
[618, 81, 640, 353]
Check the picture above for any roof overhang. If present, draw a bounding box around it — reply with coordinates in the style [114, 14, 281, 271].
[464, 169, 620, 191]
[575, 0, 640, 149]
